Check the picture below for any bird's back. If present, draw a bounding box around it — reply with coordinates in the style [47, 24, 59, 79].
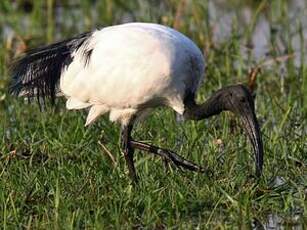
[61, 23, 204, 118]
[11, 23, 205, 125]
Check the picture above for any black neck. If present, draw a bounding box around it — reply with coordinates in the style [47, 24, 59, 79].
[183, 90, 224, 121]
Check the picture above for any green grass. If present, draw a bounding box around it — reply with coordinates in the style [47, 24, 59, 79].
[0, 0, 306, 228]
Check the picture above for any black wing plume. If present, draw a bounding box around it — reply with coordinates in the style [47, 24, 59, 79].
[9, 31, 93, 106]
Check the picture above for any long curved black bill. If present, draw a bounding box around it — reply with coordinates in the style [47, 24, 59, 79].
[240, 109, 264, 177]
[225, 85, 264, 177]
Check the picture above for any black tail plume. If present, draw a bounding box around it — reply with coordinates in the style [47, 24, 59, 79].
[9, 31, 92, 106]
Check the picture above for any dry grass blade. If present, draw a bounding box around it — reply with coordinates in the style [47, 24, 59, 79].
[260, 53, 295, 67]
[98, 140, 117, 167]
[247, 54, 295, 93]
[173, 0, 187, 30]
[248, 66, 261, 93]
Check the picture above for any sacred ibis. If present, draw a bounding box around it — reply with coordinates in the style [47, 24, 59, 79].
[9, 22, 263, 181]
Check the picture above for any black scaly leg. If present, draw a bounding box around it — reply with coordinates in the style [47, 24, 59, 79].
[120, 123, 138, 182]
[120, 117, 205, 183]
[130, 141, 205, 172]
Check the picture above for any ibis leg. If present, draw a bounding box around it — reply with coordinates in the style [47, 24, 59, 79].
[120, 124, 138, 182]
[130, 140, 205, 172]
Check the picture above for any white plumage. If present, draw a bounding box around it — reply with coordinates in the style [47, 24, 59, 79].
[10, 22, 263, 181]
[60, 23, 205, 126]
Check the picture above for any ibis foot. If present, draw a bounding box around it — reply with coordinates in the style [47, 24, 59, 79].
[130, 140, 205, 172]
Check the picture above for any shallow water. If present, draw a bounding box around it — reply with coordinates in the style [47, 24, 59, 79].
[210, 0, 307, 69]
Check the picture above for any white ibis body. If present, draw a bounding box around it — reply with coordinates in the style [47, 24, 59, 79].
[10, 23, 263, 181]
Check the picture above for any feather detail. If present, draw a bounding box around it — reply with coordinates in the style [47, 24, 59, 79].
[9, 31, 93, 106]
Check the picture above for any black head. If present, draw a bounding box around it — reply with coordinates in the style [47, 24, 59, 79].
[221, 85, 254, 112]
